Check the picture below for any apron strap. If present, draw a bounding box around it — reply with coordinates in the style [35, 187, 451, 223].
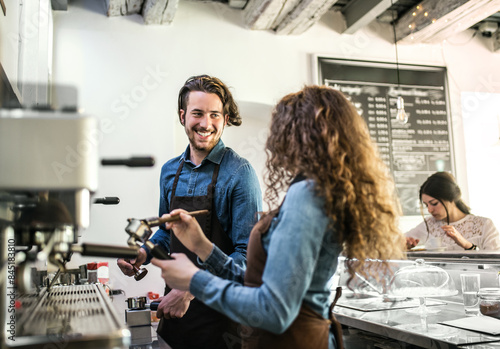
[204, 148, 225, 236]
[329, 286, 342, 316]
[170, 159, 185, 206]
[328, 286, 344, 349]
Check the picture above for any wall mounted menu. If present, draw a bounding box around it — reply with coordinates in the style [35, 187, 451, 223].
[315, 57, 455, 216]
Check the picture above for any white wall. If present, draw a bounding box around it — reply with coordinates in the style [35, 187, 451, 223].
[1, 0, 53, 104]
[462, 92, 500, 230]
[0, 0, 21, 98]
[49, 1, 500, 297]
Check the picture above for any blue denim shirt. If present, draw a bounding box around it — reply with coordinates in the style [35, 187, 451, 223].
[144, 140, 262, 267]
[189, 179, 342, 343]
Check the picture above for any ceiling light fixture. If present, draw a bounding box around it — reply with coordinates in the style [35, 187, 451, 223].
[391, 0, 408, 124]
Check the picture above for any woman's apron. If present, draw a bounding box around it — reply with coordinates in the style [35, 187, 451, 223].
[240, 206, 344, 349]
[157, 156, 238, 349]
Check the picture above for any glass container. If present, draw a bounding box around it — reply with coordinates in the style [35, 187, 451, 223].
[388, 259, 458, 314]
[478, 288, 500, 319]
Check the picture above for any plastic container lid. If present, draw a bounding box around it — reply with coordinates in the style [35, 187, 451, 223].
[478, 288, 500, 299]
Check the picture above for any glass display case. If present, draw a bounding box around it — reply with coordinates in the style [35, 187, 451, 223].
[332, 252, 500, 348]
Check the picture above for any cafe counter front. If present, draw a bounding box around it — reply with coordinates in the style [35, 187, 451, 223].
[333, 252, 500, 349]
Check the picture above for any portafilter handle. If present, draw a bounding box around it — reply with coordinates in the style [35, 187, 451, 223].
[72, 243, 139, 259]
[93, 197, 120, 205]
[101, 156, 155, 167]
[144, 209, 209, 227]
[149, 301, 160, 311]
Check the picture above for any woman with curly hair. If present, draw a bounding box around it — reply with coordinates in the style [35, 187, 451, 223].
[406, 171, 500, 251]
[152, 85, 406, 349]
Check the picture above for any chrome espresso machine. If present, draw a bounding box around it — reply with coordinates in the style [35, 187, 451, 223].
[0, 107, 142, 349]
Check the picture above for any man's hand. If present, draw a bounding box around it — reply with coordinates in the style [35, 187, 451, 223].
[156, 289, 195, 319]
[152, 253, 199, 291]
[117, 248, 147, 277]
[406, 237, 420, 250]
[163, 209, 213, 261]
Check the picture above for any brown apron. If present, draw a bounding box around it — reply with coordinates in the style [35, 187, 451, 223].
[240, 207, 344, 349]
[157, 155, 239, 349]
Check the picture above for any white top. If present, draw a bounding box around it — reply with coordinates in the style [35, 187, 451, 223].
[405, 214, 500, 251]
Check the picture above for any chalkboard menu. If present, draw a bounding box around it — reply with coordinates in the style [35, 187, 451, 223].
[315, 57, 455, 216]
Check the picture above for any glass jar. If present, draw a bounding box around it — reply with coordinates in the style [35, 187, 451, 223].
[478, 288, 500, 319]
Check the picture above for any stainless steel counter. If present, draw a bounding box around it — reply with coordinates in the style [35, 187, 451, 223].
[129, 322, 172, 349]
[334, 296, 500, 349]
[406, 251, 500, 263]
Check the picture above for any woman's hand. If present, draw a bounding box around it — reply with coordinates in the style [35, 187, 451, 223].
[441, 225, 473, 249]
[152, 254, 199, 291]
[156, 290, 194, 319]
[162, 209, 213, 261]
[406, 237, 420, 250]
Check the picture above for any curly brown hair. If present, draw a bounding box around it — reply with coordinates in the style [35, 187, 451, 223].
[177, 75, 241, 126]
[264, 85, 405, 283]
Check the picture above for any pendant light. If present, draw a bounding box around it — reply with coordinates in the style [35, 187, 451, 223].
[391, 0, 408, 124]
[396, 96, 408, 124]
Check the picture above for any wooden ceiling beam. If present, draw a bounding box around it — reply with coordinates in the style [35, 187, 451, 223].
[106, 0, 178, 24]
[142, 0, 178, 25]
[106, 0, 144, 16]
[243, 0, 290, 30]
[275, 0, 339, 35]
[106, 0, 144, 17]
[395, 0, 500, 44]
[244, 0, 340, 34]
[341, 0, 392, 34]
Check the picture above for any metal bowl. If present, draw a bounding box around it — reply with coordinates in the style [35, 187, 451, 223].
[126, 296, 147, 310]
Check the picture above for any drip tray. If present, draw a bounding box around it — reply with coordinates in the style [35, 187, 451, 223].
[12, 284, 130, 349]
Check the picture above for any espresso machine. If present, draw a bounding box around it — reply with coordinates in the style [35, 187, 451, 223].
[0, 107, 141, 349]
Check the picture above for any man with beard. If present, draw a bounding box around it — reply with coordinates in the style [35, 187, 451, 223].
[118, 75, 262, 349]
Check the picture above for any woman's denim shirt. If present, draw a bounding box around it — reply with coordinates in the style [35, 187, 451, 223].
[190, 179, 343, 335]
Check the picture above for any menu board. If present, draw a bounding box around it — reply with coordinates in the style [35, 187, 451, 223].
[316, 58, 455, 216]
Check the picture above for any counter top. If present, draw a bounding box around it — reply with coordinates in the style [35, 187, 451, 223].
[334, 296, 500, 349]
[406, 251, 500, 263]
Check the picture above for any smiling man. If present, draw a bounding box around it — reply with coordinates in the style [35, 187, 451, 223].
[181, 90, 227, 165]
[118, 75, 262, 349]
